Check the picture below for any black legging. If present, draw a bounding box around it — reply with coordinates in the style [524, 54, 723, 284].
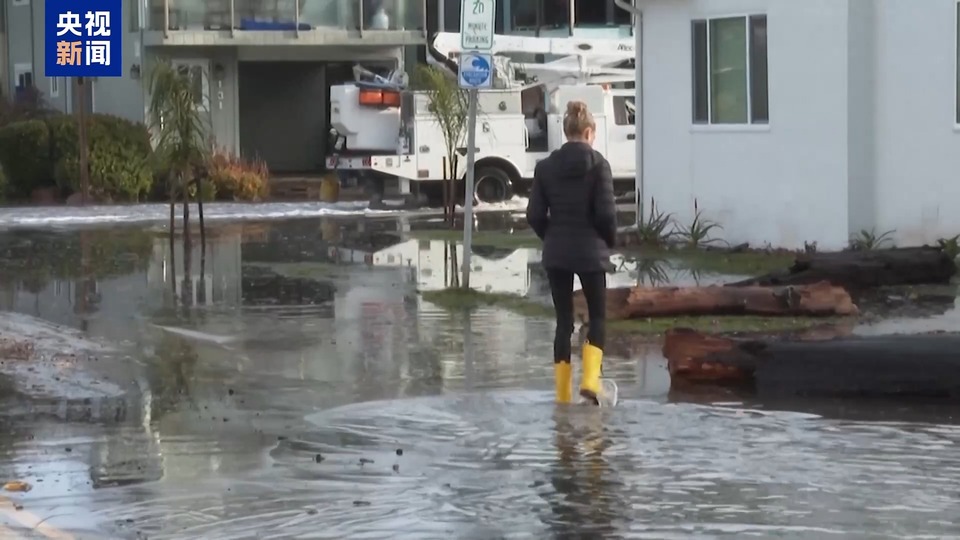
[546, 268, 606, 363]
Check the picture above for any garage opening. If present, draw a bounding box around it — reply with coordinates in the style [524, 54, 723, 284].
[238, 61, 328, 174]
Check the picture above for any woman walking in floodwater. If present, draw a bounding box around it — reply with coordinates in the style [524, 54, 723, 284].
[526, 100, 618, 405]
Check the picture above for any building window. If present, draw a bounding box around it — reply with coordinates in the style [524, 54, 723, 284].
[174, 64, 206, 107]
[692, 14, 769, 125]
[514, 0, 630, 31]
[14, 63, 33, 89]
[512, 0, 566, 30]
[577, 0, 631, 26]
[49, 77, 60, 97]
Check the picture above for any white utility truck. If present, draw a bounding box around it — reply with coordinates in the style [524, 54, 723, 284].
[326, 32, 637, 204]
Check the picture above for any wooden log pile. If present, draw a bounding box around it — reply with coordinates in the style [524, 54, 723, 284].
[662, 328, 960, 398]
[726, 246, 957, 291]
[573, 247, 956, 323]
[574, 281, 857, 322]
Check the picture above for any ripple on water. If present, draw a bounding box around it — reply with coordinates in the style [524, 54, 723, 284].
[287, 391, 960, 538]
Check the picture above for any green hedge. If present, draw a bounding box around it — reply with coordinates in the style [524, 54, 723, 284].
[0, 113, 154, 201]
[0, 119, 52, 198]
[49, 114, 154, 201]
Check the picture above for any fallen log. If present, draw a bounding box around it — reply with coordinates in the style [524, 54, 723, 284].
[600, 320, 855, 360]
[663, 328, 960, 399]
[573, 281, 857, 321]
[726, 246, 956, 290]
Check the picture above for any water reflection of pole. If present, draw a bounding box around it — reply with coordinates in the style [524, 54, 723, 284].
[448, 242, 460, 288]
[198, 190, 206, 305]
[463, 311, 474, 391]
[78, 230, 91, 331]
[168, 229, 177, 301]
[182, 219, 193, 307]
[198, 217, 206, 306]
[74, 77, 90, 205]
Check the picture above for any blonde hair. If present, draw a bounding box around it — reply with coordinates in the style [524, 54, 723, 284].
[562, 100, 596, 139]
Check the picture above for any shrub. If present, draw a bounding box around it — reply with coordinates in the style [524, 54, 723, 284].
[206, 147, 269, 201]
[0, 119, 53, 197]
[0, 86, 55, 127]
[49, 114, 154, 201]
[188, 178, 217, 202]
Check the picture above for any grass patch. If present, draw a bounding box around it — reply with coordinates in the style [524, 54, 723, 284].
[608, 315, 847, 335]
[421, 287, 844, 336]
[421, 288, 552, 318]
[638, 248, 796, 276]
[409, 231, 795, 276]
[407, 229, 540, 249]
[244, 261, 344, 280]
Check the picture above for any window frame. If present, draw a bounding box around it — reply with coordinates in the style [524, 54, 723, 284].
[49, 76, 60, 98]
[14, 62, 33, 89]
[512, 0, 632, 34]
[691, 12, 769, 130]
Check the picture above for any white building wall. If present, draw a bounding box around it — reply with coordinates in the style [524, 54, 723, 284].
[846, 0, 877, 236]
[871, 0, 960, 245]
[638, 0, 851, 250]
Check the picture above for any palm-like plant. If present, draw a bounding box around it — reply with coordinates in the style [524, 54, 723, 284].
[412, 64, 469, 225]
[147, 59, 209, 305]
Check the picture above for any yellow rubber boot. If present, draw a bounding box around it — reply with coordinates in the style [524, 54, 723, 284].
[579, 342, 603, 404]
[554, 361, 573, 403]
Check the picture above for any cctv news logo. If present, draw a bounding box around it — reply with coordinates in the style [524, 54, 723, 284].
[45, 0, 123, 78]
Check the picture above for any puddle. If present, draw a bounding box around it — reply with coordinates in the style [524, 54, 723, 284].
[0, 215, 958, 538]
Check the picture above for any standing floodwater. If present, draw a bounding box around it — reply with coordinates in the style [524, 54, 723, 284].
[0, 216, 958, 538]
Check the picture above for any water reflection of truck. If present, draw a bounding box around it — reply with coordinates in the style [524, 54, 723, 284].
[327, 32, 636, 205]
[372, 239, 535, 298]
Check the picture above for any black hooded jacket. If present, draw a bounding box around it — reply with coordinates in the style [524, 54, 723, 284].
[525, 141, 618, 273]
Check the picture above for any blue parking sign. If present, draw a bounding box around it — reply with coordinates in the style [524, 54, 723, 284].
[459, 53, 492, 89]
[45, 0, 123, 77]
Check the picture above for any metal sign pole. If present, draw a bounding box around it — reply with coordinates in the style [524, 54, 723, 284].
[462, 88, 479, 289]
[459, 0, 495, 290]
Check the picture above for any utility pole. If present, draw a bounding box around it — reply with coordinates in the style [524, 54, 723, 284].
[75, 77, 90, 205]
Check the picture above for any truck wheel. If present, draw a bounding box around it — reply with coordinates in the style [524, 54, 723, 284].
[473, 166, 514, 204]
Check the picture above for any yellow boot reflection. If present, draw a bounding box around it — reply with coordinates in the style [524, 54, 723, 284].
[548, 408, 616, 535]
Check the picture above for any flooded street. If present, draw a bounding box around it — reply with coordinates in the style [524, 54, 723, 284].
[1, 211, 960, 539]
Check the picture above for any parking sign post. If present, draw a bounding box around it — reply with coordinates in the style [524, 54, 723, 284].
[459, 0, 495, 289]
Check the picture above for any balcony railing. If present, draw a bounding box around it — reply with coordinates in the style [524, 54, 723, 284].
[146, 0, 424, 34]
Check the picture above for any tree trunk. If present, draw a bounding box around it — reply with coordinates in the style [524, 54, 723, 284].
[198, 178, 206, 246]
[726, 247, 957, 290]
[451, 153, 460, 228]
[574, 281, 858, 322]
[441, 156, 450, 225]
[181, 171, 192, 307]
[168, 175, 177, 302]
[663, 327, 960, 399]
[197, 176, 206, 305]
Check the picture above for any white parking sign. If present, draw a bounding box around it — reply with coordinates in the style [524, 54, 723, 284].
[460, 0, 495, 50]
[459, 52, 493, 89]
